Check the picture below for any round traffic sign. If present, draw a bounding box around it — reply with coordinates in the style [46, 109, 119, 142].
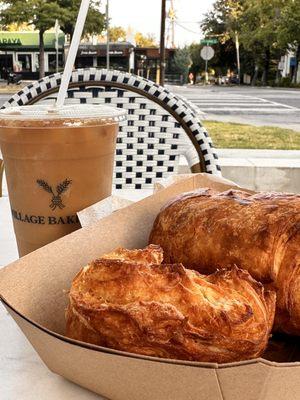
[200, 46, 215, 61]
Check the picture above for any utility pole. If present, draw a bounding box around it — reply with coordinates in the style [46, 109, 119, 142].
[159, 0, 166, 86]
[106, 0, 110, 70]
[169, 0, 176, 48]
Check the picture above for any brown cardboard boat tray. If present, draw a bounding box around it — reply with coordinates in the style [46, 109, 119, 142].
[0, 173, 299, 400]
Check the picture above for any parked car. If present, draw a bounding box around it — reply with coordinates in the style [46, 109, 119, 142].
[220, 76, 229, 85]
[229, 75, 240, 84]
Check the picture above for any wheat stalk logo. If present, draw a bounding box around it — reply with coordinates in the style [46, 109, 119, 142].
[37, 179, 72, 210]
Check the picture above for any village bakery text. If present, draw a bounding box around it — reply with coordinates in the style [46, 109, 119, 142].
[11, 209, 79, 225]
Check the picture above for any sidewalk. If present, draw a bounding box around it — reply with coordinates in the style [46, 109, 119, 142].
[0, 80, 33, 93]
[218, 149, 300, 193]
[179, 149, 300, 193]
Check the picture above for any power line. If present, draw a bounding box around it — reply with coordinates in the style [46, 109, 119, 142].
[176, 20, 201, 24]
[175, 21, 201, 35]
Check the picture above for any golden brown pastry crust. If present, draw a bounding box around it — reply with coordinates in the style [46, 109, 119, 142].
[149, 188, 300, 335]
[66, 246, 275, 363]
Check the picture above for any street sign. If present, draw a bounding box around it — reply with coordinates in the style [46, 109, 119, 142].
[201, 38, 218, 45]
[200, 46, 215, 61]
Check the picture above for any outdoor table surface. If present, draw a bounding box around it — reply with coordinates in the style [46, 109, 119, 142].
[0, 189, 152, 400]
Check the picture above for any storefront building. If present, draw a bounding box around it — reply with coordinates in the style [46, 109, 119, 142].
[0, 31, 65, 79]
[74, 42, 135, 72]
[74, 42, 175, 83]
[279, 51, 300, 83]
[0, 33, 176, 83]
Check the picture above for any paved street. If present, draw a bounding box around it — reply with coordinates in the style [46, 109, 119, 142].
[0, 94, 12, 107]
[0, 85, 299, 131]
[168, 85, 300, 131]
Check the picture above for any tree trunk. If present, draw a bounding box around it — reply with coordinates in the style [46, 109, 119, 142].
[251, 64, 259, 86]
[39, 30, 45, 79]
[261, 48, 270, 86]
[292, 44, 300, 84]
[275, 65, 280, 86]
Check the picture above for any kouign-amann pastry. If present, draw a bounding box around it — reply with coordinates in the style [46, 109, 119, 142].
[66, 245, 275, 363]
[149, 189, 300, 335]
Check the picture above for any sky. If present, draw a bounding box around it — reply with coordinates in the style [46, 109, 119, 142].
[105, 0, 215, 47]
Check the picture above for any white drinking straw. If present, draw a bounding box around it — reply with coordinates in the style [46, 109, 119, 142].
[55, 0, 90, 108]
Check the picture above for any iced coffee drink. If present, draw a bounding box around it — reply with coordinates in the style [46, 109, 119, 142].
[0, 104, 125, 256]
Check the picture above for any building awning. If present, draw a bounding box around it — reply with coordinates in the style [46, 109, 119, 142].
[76, 42, 134, 57]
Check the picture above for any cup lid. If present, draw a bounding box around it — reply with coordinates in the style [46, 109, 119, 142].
[0, 104, 127, 127]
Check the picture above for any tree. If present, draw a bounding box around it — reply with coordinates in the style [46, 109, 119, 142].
[277, 0, 300, 83]
[173, 47, 191, 83]
[108, 26, 127, 42]
[57, 0, 105, 39]
[0, 0, 105, 78]
[201, 0, 288, 86]
[201, 0, 244, 81]
[239, 0, 286, 85]
[135, 32, 156, 47]
[0, 0, 67, 78]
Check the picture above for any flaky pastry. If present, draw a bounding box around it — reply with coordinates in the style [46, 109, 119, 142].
[66, 245, 275, 363]
[149, 188, 300, 335]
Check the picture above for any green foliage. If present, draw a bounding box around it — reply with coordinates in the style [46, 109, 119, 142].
[277, 0, 300, 47]
[201, 0, 245, 79]
[201, 0, 244, 40]
[200, 0, 300, 86]
[57, 0, 105, 38]
[173, 47, 191, 82]
[0, 1, 66, 31]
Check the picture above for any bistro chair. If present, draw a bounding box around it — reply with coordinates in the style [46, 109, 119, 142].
[0, 68, 221, 193]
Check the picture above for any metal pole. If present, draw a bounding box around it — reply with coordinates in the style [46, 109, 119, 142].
[56, 44, 59, 73]
[159, 0, 166, 86]
[106, 0, 110, 70]
[235, 31, 241, 84]
[55, 19, 59, 73]
[204, 46, 209, 85]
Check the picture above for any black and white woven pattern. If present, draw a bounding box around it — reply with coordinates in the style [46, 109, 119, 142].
[2, 68, 221, 189]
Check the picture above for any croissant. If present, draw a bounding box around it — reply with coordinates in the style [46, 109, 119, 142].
[66, 245, 275, 363]
[149, 189, 300, 335]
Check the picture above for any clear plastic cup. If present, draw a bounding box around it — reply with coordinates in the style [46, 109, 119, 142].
[0, 104, 126, 256]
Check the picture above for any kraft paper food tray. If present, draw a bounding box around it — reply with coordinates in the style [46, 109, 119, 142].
[0, 173, 299, 400]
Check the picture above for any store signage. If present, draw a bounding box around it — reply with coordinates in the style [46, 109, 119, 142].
[78, 48, 125, 57]
[109, 50, 124, 55]
[0, 38, 22, 46]
[0, 32, 65, 48]
[80, 50, 97, 56]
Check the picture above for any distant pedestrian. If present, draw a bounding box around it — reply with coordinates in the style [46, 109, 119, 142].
[189, 72, 194, 85]
[1, 67, 8, 81]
